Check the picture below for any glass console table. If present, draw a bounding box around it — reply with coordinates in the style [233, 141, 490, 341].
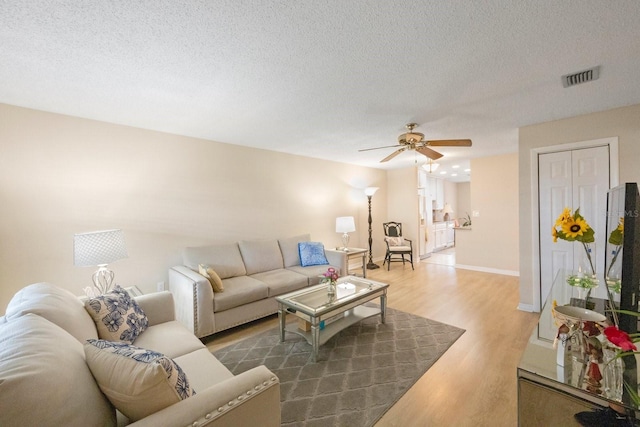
[517, 270, 639, 426]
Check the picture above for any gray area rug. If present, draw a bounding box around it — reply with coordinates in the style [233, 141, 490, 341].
[212, 306, 465, 426]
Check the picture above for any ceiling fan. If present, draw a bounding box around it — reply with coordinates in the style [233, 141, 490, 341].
[359, 123, 472, 162]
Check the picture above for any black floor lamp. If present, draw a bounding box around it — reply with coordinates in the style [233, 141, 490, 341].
[365, 187, 380, 269]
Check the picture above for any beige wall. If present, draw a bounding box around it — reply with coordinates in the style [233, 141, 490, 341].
[443, 180, 458, 220]
[518, 103, 640, 310]
[0, 104, 387, 312]
[386, 167, 420, 250]
[456, 182, 471, 224]
[455, 153, 519, 274]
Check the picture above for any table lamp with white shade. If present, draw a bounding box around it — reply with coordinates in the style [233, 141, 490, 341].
[443, 203, 454, 221]
[74, 229, 128, 296]
[336, 216, 356, 250]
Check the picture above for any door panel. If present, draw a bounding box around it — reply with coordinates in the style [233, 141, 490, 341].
[539, 151, 573, 308]
[538, 146, 609, 341]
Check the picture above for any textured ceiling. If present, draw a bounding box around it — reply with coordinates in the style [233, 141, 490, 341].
[2, 1, 640, 182]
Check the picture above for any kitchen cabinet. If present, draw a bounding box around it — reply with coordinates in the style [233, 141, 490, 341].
[434, 222, 447, 250]
[434, 221, 455, 251]
[427, 177, 444, 210]
[435, 179, 444, 210]
[447, 222, 455, 246]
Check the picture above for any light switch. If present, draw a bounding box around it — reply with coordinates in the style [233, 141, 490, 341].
[472, 210, 480, 217]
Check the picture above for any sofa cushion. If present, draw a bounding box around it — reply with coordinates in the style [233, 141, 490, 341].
[238, 239, 284, 275]
[214, 276, 269, 312]
[84, 285, 148, 344]
[198, 264, 225, 292]
[84, 339, 195, 422]
[4, 282, 98, 343]
[132, 320, 206, 359]
[278, 234, 311, 268]
[251, 268, 309, 297]
[0, 314, 116, 427]
[183, 243, 246, 279]
[287, 264, 340, 285]
[251, 269, 309, 297]
[298, 242, 329, 267]
[173, 347, 234, 392]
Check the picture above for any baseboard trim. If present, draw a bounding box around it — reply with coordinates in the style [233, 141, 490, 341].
[454, 264, 519, 277]
[518, 303, 535, 312]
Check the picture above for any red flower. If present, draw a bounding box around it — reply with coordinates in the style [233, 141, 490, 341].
[604, 326, 637, 351]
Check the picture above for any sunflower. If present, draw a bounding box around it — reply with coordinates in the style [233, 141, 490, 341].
[562, 216, 590, 238]
[552, 226, 558, 243]
[555, 207, 573, 227]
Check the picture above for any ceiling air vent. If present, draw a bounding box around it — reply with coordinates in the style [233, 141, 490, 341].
[562, 66, 600, 88]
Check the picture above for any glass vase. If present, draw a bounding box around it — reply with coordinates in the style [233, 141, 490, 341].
[327, 280, 336, 298]
[606, 248, 622, 294]
[567, 246, 599, 296]
[602, 345, 624, 401]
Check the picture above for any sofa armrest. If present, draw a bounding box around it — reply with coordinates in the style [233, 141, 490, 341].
[129, 365, 280, 427]
[133, 291, 175, 326]
[168, 266, 215, 338]
[325, 249, 348, 276]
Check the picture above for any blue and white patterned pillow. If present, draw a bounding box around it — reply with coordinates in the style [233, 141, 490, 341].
[84, 339, 195, 421]
[84, 285, 148, 344]
[298, 241, 329, 267]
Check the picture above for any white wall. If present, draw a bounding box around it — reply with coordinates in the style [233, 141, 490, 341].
[518, 103, 640, 310]
[0, 104, 387, 311]
[455, 153, 519, 274]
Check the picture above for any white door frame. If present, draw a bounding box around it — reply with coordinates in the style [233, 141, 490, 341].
[529, 137, 619, 312]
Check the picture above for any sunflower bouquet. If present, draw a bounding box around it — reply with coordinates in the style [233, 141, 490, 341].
[552, 207, 598, 289]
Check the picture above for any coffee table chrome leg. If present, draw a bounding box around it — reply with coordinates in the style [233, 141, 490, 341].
[380, 293, 387, 324]
[311, 321, 320, 362]
[278, 305, 286, 342]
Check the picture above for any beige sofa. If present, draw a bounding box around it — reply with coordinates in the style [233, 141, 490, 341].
[0, 283, 280, 427]
[169, 234, 348, 338]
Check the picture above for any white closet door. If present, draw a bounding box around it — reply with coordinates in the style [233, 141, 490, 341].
[538, 146, 609, 340]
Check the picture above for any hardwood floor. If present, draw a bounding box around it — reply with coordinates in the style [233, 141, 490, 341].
[204, 260, 540, 426]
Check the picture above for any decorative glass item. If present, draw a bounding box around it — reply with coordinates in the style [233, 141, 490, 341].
[606, 249, 622, 294]
[322, 267, 339, 298]
[566, 245, 599, 296]
[327, 281, 336, 298]
[605, 217, 624, 294]
[602, 345, 624, 401]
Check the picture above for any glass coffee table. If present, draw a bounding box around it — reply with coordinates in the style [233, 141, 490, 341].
[276, 276, 389, 362]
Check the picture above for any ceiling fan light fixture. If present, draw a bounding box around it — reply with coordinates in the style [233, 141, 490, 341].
[359, 123, 471, 163]
[399, 132, 424, 143]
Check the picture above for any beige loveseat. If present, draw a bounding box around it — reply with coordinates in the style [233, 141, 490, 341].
[169, 234, 348, 338]
[0, 283, 280, 427]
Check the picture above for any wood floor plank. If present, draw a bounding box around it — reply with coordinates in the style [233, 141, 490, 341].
[204, 259, 540, 426]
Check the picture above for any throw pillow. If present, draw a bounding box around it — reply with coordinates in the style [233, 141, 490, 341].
[84, 285, 148, 344]
[298, 241, 329, 267]
[84, 339, 195, 421]
[198, 264, 224, 292]
[387, 236, 405, 246]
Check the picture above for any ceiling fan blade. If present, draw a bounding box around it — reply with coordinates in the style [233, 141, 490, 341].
[426, 139, 472, 147]
[416, 146, 444, 160]
[381, 148, 406, 162]
[358, 144, 403, 152]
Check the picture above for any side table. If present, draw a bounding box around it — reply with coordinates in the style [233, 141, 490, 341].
[336, 247, 368, 278]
